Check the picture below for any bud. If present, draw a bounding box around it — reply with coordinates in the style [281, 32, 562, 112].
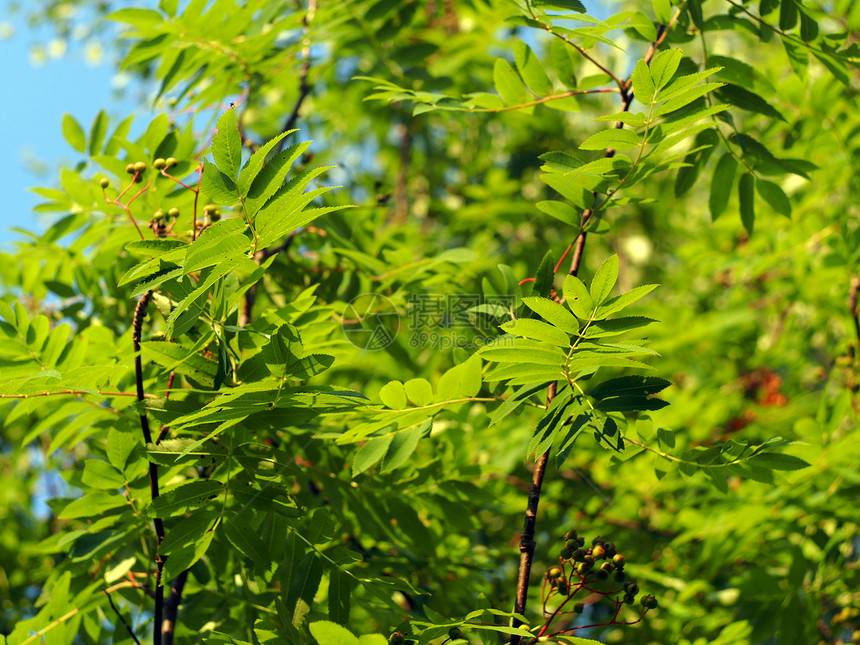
[448, 626, 463, 640]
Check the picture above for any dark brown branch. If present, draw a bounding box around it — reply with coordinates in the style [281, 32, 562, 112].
[850, 275, 860, 372]
[511, 15, 680, 643]
[161, 569, 190, 645]
[510, 384, 555, 645]
[133, 291, 165, 645]
[393, 122, 412, 223]
[104, 588, 142, 645]
[275, 0, 317, 152]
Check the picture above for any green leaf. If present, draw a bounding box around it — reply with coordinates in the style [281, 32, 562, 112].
[533, 0, 585, 10]
[562, 275, 594, 319]
[550, 37, 577, 89]
[580, 128, 640, 151]
[589, 255, 619, 305]
[157, 511, 216, 555]
[200, 159, 240, 206]
[522, 296, 580, 334]
[481, 340, 567, 366]
[354, 435, 393, 476]
[750, 452, 810, 470]
[288, 553, 323, 617]
[403, 378, 433, 406]
[62, 114, 87, 153]
[380, 422, 427, 472]
[656, 82, 723, 116]
[756, 178, 791, 218]
[436, 355, 482, 399]
[327, 570, 353, 626]
[309, 621, 359, 645]
[379, 380, 408, 409]
[88, 110, 108, 156]
[631, 60, 656, 103]
[715, 85, 785, 121]
[709, 153, 738, 221]
[589, 375, 671, 399]
[222, 515, 270, 572]
[597, 284, 658, 317]
[779, 0, 797, 30]
[212, 108, 243, 179]
[236, 129, 295, 193]
[739, 171, 756, 234]
[513, 41, 553, 96]
[146, 480, 223, 518]
[652, 0, 672, 23]
[58, 492, 127, 520]
[81, 459, 125, 489]
[493, 58, 526, 107]
[184, 217, 249, 273]
[501, 318, 571, 345]
[244, 141, 311, 217]
[650, 48, 683, 91]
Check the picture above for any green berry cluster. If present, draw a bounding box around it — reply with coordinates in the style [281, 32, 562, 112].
[540, 529, 658, 636]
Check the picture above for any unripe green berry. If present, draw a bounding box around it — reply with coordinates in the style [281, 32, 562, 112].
[572, 548, 587, 562]
[99, 177, 110, 189]
[577, 561, 592, 574]
[603, 542, 617, 558]
[556, 580, 569, 595]
[563, 530, 578, 542]
[592, 545, 606, 560]
[612, 554, 625, 568]
[389, 632, 405, 645]
[595, 568, 609, 580]
[623, 595, 636, 605]
[614, 570, 626, 583]
[133, 161, 147, 174]
[209, 210, 221, 221]
[166, 157, 178, 168]
[168, 207, 180, 218]
[600, 562, 613, 573]
[592, 536, 604, 546]
[573, 602, 584, 614]
[565, 539, 578, 550]
[448, 626, 463, 640]
[154, 158, 167, 169]
[560, 546, 573, 560]
[125, 163, 136, 174]
[624, 583, 639, 596]
[153, 210, 165, 220]
[583, 555, 595, 565]
[641, 595, 658, 609]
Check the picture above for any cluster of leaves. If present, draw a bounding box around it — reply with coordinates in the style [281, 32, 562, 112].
[2, 0, 860, 644]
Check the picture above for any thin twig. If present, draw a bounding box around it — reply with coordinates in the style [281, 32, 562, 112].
[104, 588, 142, 645]
[133, 291, 166, 645]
